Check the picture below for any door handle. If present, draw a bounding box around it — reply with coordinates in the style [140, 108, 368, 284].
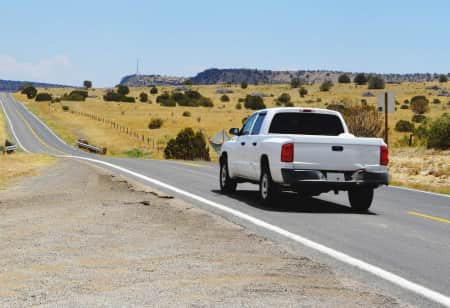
[252, 142, 257, 146]
[241, 142, 246, 146]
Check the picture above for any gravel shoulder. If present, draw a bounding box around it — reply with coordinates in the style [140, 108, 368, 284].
[0, 160, 403, 307]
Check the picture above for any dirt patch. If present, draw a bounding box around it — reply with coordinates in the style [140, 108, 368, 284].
[0, 160, 403, 307]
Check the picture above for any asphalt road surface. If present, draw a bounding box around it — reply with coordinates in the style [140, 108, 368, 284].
[1, 93, 449, 307]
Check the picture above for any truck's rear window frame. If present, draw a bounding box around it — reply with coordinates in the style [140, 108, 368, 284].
[268, 112, 345, 136]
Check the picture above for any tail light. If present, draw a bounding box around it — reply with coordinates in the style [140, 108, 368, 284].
[380, 145, 389, 166]
[281, 143, 294, 162]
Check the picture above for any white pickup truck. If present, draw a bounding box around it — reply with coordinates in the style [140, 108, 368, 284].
[219, 107, 389, 210]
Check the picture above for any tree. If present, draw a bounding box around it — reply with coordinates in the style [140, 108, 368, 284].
[367, 76, 385, 89]
[164, 128, 210, 161]
[150, 86, 158, 95]
[244, 95, 266, 110]
[20, 85, 37, 99]
[83, 80, 92, 89]
[183, 79, 193, 85]
[424, 114, 450, 149]
[116, 85, 130, 96]
[338, 74, 351, 83]
[299, 87, 308, 97]
[410, 96, 430, 114]
[35, 92, 52, 102]
[277, 93, 291, 105]
[439, 74, 448, 83]
[395, 120, 414, 132]
[290, 78, 301, 88]
[220, 94, 230, 102]
[354, 73, 368, 85]
[240, 81, 248, 89]
[139, 92, 148, 102]
[320, 80, 333, 92]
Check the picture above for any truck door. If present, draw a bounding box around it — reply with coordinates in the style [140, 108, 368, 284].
[247, 112, 267, 180]
[234, 113, 258, 178]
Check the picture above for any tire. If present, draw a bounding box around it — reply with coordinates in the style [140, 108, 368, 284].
[220, 156, 237, 193]
[348, 187, 374, 211]
[259, 162, 280, 206]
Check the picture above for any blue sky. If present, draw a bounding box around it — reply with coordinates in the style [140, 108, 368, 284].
[0, 0, 449, 87]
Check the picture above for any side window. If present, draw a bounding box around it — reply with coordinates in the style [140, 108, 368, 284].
[240, 114, 258, 136]
[251, 112, 266, 135]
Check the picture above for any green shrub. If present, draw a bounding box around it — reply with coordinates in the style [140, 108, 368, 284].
[103, 90, 134, 102]
[367, 76, 385, 89]
[62, 90, 88, 101]
[432, 98, 441, 104]
[420, 114, 450, 149]
[276, 93, 291, 106]
[240, 81, 248, 89]
[400, 104, 409, 109]
[320, 80, 333, 92]
[220, 94, 230, 102]
[290, 78, 301, 88]
[156, 93, 176, 106]
[404, 99, 410, 104]
[353, 73, 368, 85]
[121, 96, 135, 103]
[182, 111, 191, 117]
[164, 128, 210, 161]
[410, 96, 429, 114]
[244, 95, 266, 110]
[124, 148, 144, 158]
[395, 120, 414, 132]
[116, 85, 130, 96]
[148, 118, 164, 129]
[338, 74, 351, 83]
[83, 80, 92, 89]
[299, 87, 308, 97]
[150, 86, 158, 94]
[62, 105, 69, 111]
[342, 105, 383, 137]
[20, 85, 37, 99]
[236, 102, 242, 109]
[439, 74, 448, 83]
[140, 92, 148, 102]
[35, 92, 52, 101]
[412, 114, 426, 123]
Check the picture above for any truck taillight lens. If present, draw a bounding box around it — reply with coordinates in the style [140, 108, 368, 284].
[380, 145, 389, 166]
[281, 143, 294, 162]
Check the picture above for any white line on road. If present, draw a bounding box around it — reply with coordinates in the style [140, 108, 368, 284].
[0, 96, 30, 153]
[63, 154, 450, 308]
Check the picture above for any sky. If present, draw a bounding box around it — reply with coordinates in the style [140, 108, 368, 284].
[0, 0, 449, 87]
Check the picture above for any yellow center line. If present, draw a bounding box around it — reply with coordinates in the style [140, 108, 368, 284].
[13, 107, 67, 155]
[172, 161, 213, 168]
[408, 211, 450, 225]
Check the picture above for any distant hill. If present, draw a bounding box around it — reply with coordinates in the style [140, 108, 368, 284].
[120, 69, 450, 87]
[0, 79, 72, 92]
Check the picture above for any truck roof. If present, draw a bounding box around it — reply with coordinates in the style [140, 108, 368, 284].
[258, 107, 342, 116]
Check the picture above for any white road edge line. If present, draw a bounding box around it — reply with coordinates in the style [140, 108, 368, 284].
[4, 93, 450, 306]
[0, 96, 30, 153]
[62, 154, 450, 307]
[390, 185, 450, 199]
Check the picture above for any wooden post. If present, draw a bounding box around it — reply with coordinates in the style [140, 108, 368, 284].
[384, 92, 388, 145]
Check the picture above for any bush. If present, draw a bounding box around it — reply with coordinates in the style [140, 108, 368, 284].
[367, 76, 385, 89]
[220, 94, 230, 102]
[400, 104, 409, 109]
[140, 92, 148, 102]
[124, 148, 144, 158]
[424, 114, 450, 149]
[164, 128, 210, 161]
[439, 75, 448, 83]
[148, 118, 164, 129]
[150, 86, 158, 94]
[62, 90, 88, 101]
[62, 105, 69, 111]
[156, 93, 176, 106]
[83, 80, 92, 89]
[395, 120, 414, 132]
[158, 90, 213, 107]
[103, 90, 134, 102]
[338, 74, 351, 83]
[404, 99, 410, 104]
[244, 95, 266, 110]
[290, 78, 301, 88]
[342, 105, 383, 137]
[299, 87, 308, 97]
[412, 114, 426, 123]
[183, 79, 193, 85]
[116, 85, 130, 96]
[410, 96, 429, 114]
[182, 111, 191, 117]
[353, 73, 368, 85]
[121, 96, 135, 103]
[326, 104, 346, 113]
[236, 102, 242, 109]
[20, 85, 37, 99]
[432, 98, 441, 104]
[240, 81, 248, 89]
[276, 93, 291, 106]
[35, 92, 52, 101]
[320, 80, 333, 92]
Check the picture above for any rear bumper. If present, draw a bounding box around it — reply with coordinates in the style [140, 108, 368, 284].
[281, 168, 388, 189]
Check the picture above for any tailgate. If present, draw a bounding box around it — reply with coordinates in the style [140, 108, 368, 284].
[292, 136, 381, 171]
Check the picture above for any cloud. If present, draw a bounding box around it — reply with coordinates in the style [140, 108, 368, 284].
[0, 54, 73, 84]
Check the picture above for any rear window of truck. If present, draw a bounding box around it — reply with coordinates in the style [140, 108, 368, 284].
[269, 113, 345, 136]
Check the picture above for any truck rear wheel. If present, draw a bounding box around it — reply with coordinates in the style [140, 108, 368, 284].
[260, 163, 280, 206]
[348, 187, 374, 211]
[220, 156, 237, 193]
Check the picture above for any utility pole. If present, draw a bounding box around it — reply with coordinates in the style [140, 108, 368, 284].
[136, 59, 140, 75]
[384, 92, 388, 145]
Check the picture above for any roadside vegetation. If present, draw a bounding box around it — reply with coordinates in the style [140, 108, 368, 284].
[13, 80, 450, 193]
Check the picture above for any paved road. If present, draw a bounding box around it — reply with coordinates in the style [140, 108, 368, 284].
[1, 93, 449, 307]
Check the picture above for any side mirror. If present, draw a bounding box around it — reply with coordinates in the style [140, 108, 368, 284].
[229, 128, 240, 136]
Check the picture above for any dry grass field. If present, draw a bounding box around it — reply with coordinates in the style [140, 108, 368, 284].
[13, 82, 450, 193]
[0, 106, 55, 188]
